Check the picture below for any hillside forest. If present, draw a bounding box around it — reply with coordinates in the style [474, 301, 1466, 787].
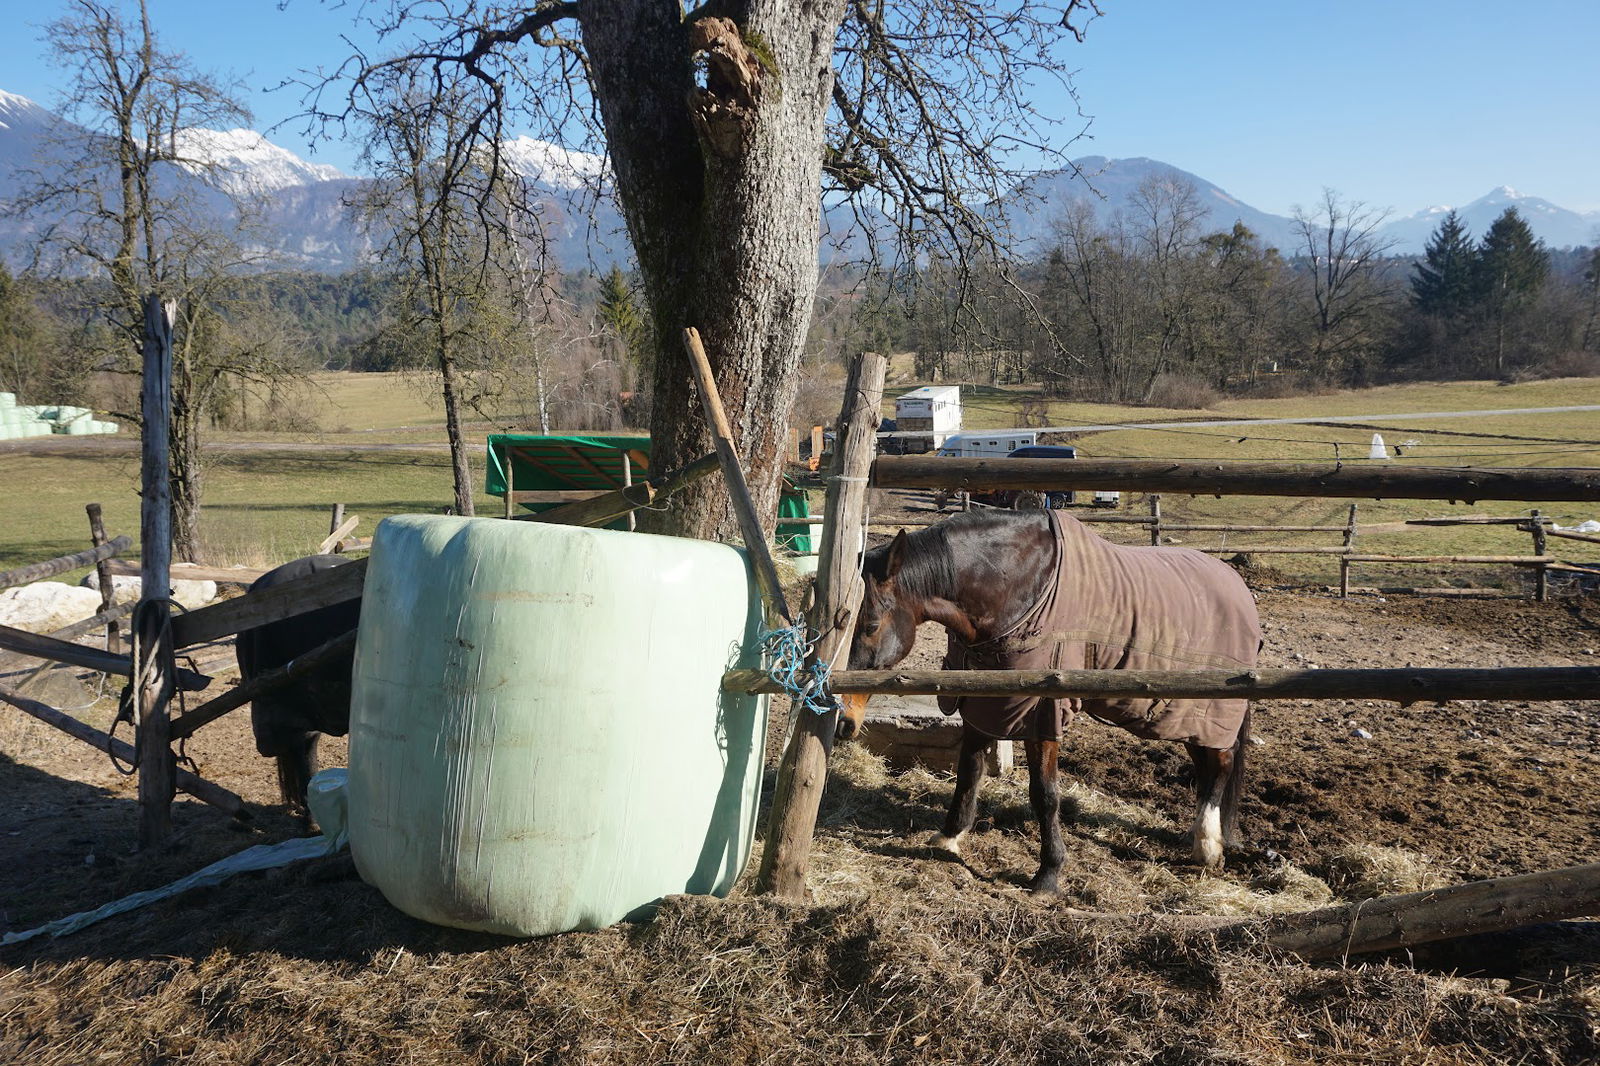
[12, 179, 1600, 432]
[3, 180, 1598, 436]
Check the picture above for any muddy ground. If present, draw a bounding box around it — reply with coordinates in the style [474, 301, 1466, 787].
[2, 497, 1598, 1063]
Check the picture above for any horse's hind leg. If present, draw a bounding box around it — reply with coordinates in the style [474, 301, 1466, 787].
[1185, 742, 1234, 872]
[276, 731, 320, 818]
[934, 726, 989, 854]
[1024, 738, 1064, 895]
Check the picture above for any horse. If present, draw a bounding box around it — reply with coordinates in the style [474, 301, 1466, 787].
[235, 554, 361, 812]
[838, 509, 1261, 894]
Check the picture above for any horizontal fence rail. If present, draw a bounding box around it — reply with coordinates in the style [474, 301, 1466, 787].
[872, 457, 1600, 503]
[0, 535, 134, 593]
[723, 666, 1600, 704]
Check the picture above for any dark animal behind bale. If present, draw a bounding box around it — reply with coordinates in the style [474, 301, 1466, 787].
[235, 554, 361, 810]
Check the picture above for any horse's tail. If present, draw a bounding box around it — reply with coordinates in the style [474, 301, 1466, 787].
[276, 732, 320, 812]
[1222, 704, 1251, 847]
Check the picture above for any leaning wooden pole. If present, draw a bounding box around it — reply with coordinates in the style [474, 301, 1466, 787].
[0, 685, 244, 817]
[136, 295, 178, 849]
[85, 504, 122, 652]
[758, 351, 885, 899]
[682, 327, 791, 625]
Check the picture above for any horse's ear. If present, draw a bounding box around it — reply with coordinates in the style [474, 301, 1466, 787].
[885, 529, 909, 578]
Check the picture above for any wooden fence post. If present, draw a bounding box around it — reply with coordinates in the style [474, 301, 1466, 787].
[621, 452, 636, 532]
[504, 450, 516, 520]
[85, 503, 120, 652]
[1530, 509, 1548, 602]
[1149, 495, 1162, 546]
[1340, 503, 1358, 598]
[136, 295, 178, 849]
[757, 351, 885, 900]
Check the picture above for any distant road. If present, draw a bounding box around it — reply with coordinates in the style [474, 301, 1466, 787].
[1038, 405, 1600, 435]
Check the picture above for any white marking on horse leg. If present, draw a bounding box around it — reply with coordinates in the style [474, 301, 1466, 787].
[930, 830, 965, 855]
[1191, 800, 1224, 871]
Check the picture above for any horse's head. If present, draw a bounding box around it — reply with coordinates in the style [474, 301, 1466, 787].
[837, 530, 918, 741]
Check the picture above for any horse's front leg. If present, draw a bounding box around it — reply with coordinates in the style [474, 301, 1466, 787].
[934, 726, 989, 854]
[1024, 738, 1064, 895]
[1186, 743, 1234, 872]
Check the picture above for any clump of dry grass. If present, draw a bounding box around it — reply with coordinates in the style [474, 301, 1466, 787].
[1323, 842, 1453, 900]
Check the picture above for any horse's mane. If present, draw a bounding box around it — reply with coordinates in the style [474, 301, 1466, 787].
[866, 511, 1048, 601]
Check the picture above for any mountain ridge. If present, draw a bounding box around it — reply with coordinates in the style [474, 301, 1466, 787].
[1, 89, 1593, 273]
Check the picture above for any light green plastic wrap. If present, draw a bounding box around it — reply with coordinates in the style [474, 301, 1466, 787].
[348, 515, 769, 937]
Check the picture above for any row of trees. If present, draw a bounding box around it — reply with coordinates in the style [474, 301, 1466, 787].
[2, 0, 656, 553]
[824, 178, 1597, 402]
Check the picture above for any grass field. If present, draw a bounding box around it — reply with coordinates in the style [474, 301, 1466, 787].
[3, 371, 1598, 589]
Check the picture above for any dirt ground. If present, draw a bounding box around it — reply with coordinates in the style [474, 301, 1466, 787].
[2, 497, 1599, 1063]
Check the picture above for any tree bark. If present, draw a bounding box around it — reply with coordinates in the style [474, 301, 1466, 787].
[580, 0, 846, 543]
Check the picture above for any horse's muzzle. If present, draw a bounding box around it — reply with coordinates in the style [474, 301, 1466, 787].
[835, 693, 868, 741]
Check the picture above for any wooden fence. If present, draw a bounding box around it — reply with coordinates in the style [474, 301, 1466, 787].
[1, 305, 724, 848]
[858, 463, 1599, 600]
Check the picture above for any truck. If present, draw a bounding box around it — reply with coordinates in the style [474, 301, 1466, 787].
[934, 439, 1122, 510]
[932, 430, 1037, 458]
[889, 385, 962, 453]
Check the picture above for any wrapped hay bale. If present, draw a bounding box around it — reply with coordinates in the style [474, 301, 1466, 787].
[348, 515, 768, 937]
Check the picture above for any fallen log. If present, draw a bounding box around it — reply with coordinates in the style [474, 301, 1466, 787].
[0, 623, 210, 691]
[0, 535, 134, 593]
[1261, 861, 1600, 961]
[0, 684, 245, 817]
[722, 665, 1600, 704]
[170, 628, 357, 740]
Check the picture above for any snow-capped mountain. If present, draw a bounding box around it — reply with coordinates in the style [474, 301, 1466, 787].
[1381, 186, 1600, 252]
[497, 135, 607, 193]
[992, 156, 1303, 255]
[173, 127, 347, 195]
[0, 90, 628, 272]
[2, 87, 1594, 273]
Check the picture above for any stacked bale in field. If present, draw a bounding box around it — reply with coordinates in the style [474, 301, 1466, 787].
[0, 394, 119, 439]
[348, 515, 769, 938]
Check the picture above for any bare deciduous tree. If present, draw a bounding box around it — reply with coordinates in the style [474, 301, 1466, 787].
[11, 0, 286, 560]
[1290, 189, 1397, 386]
[313, 0, 1103, 541]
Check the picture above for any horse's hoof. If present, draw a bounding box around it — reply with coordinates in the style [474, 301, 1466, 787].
[1191, 836, 1225, 872]
[1027, 872, 1061, 896]
[929, 831, 963, 856]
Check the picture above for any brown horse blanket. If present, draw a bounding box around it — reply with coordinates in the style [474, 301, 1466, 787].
[941, 511, 1260, 748]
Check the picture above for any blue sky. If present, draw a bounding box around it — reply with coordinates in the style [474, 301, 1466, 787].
[2, 0, 1596, 216]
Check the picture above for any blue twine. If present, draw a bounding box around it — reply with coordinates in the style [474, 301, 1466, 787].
[760, 622, 839, 716]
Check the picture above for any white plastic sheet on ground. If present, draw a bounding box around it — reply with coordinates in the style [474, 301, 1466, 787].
[2, 769, 349, 946]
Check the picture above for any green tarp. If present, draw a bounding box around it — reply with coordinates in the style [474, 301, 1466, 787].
[485, 434, 651, 500]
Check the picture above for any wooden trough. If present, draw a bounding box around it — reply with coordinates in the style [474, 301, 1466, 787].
[852, 695, 1012, 775]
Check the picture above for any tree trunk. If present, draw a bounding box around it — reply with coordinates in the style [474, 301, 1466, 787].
[437, 341, 476, 517]
[169, 356, 204, 562]
[580, 0, 845, 542]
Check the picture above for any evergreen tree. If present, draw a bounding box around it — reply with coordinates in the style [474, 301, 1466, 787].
[1411, 210, 1477, 317]
[596, 266, 653, 424]
[1475, 207, 1550, 374]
